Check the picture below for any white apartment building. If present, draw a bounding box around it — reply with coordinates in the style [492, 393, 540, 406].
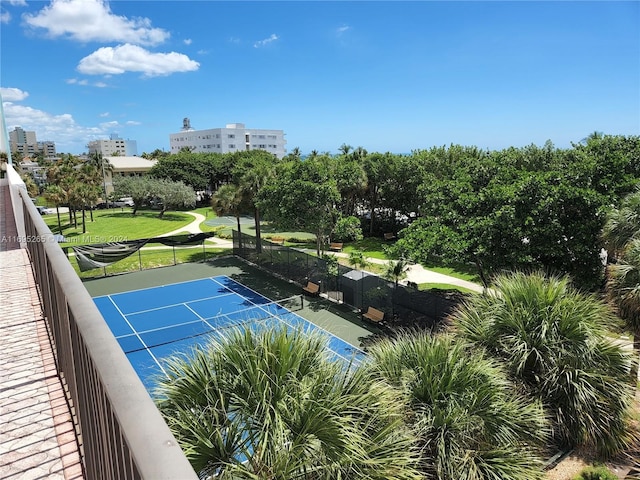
[88, 134, 138, 157]
[169, 119, 286, 159]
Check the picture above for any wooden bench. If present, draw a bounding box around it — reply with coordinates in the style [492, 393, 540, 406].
[329, 242, 343, 251]
[362, 306, 385, 324]
[303, 281, 320, 296]
[384, 232, 396, 241]
[270, 236, 285, 245]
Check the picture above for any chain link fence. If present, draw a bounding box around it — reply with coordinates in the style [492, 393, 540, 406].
[233, 231, 462, 327]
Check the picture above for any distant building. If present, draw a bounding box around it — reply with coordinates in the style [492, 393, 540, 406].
[88, 134, 138, 157]
[9, 127, 56, 157]
[102, 156, 157, 195]
[169, 119, 287, 158]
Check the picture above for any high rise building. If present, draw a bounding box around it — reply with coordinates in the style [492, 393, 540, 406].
[169, 120, 286, 159]
[8, 127, 56, 157]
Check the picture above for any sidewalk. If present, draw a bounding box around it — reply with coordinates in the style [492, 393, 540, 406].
[164, 213, 484, 293]
[160, 212, 232, 248]
[308, 250, 485, 294]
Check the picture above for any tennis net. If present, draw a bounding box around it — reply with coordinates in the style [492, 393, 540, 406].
[120, 294, 305, 354]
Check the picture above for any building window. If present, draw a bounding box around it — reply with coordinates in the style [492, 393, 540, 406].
[228, 134, 235, 139]
[229, 144, 236, 148]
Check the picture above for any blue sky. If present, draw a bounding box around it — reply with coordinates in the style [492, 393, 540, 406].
[1, 0, 638, 155]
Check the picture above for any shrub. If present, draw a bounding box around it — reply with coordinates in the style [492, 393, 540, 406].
[333, 216, 363, 242]
[572, 465, 618, 480]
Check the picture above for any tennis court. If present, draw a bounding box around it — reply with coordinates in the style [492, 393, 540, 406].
[94, 275, 366, 391]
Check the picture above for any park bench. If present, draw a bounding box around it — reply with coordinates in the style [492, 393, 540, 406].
[303, 281, 320, 296]
[362, 306, 385, 324]
[270, 236, 285, 245]
[329, 242, 343, 251]
[384, 232, 396, 241]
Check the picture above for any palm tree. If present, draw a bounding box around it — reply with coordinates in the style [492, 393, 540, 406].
[602, 187, 640, 261]
[607, 238, 640, 384]
[43, 184, 66, 232]
[347, 249, 370, 271]
[88, 152, 113, 203]
[211, 184, 247, 249]
[154, 326, 422, 479]
[383, 258, 410, 288]
[451, 271, 635, 457]
[239, 162, 275, 252]
[338, 143, 352, 156]
[366, 332, 548, 480]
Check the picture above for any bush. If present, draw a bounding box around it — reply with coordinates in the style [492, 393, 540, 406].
[332, 216, 363, 242]
[572, 465, 617, 480]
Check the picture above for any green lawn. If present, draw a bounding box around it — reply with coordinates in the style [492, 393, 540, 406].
[44, 209, 194, 246]
[419, 263, 480, 284]
[342, 237, 390, 260]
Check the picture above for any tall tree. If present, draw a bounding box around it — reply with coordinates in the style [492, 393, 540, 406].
[211, 184, 247, 245]
[257, 159, 340, 256]
[43, 184, 66, 232]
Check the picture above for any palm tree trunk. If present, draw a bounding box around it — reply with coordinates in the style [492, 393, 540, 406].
[55, 206, 61, 232]
[631, 335, 640, 387]
[254, 207, 262, 253]
[82, 209, 87, 234]
[235, 213, 243, 251]
[474, 256, 489, 291]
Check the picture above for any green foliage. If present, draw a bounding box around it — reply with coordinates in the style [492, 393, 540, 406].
[451, 271, 635, 456]
[366, 333, 547, 480]
[257, 158, 340, 255]
[332, 215, 363, 242]
[572, 465, 618, 480]
[155, 326, 422, 479]
[347, 249, 370, 270]
[392, 142, 616, 290]
[149, 151, 231, 191]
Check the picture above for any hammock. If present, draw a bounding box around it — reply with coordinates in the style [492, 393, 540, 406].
[73, 232, 216, 271]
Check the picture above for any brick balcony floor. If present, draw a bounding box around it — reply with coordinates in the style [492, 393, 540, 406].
[0, 182, 84, 479]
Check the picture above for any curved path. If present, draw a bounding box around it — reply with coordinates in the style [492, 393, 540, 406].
[162, 214, 483, 292]
[159, 212, 232, 247]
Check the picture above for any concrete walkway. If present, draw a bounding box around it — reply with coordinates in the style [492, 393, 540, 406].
[163, 212, 484, 293]
[311, 250, 485, 294]
[160, 211, 233, 248]
[0, 182, 84, 479]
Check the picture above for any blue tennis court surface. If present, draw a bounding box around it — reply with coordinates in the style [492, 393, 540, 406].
[94, 275, 366, 391]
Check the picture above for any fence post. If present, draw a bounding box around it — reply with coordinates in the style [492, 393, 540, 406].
[173, 245, 177, 265]
[138, 248, 142, 271]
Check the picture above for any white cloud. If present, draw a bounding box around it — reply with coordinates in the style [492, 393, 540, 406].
[66, 77, 107, 87]
[99, 112, 110, 117]
[337, 25, 351, 35]
[77, 43, 200, 77]
[1, 11, 11, 23]
[126, 120, 141, 126]
[7, 0, 28, 6]
[183, 38, 192, 45]
[100, 120, 119, 129]
[0, 87, 29, 101]
[254, 33, 279, 48]
[1, 89, 137, 152]
[23, 0, 170, 46]
[2, 100, 103, 148]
